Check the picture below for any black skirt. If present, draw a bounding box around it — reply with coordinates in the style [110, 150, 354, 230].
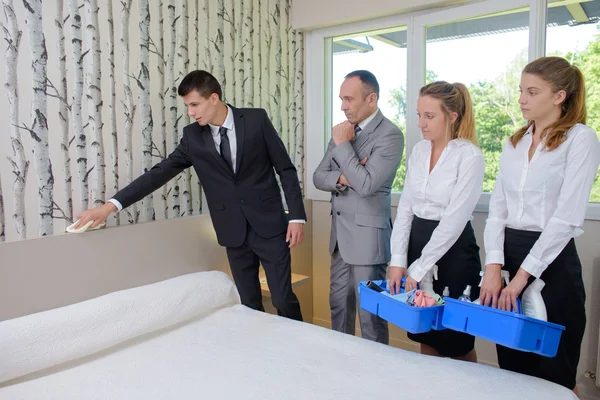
[406, 216, 482, 358]
[497, 228, 586, 390]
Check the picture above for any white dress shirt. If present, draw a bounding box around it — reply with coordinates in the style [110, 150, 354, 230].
[356, 108, 379, 134]
[109, 105, 305, 224]
[390, 139, 485, 282]
[208, 105, 237, 172]
[484, 123, 599, 278]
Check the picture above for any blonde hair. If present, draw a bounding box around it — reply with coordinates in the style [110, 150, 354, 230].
[420, 81, 478, 146]
[510, 56, 586, 151]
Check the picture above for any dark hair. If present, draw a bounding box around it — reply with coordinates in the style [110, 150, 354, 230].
[344, 70, 379, 99]
[177, 70, 222, 99]
[420, 81, 478, 146]
[510, 56, 586, 151]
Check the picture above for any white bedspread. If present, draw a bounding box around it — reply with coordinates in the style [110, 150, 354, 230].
[0, 271, 576, 400]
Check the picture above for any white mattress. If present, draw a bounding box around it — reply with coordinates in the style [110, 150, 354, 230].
[0, 271, 576, 400]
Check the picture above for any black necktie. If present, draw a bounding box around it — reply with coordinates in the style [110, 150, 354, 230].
[219, 126, 234, 173]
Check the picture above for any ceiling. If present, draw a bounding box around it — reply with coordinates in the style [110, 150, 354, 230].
[333, 0, 600, 54]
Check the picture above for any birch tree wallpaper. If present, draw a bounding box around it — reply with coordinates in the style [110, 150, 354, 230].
[0, 0, 304, 242]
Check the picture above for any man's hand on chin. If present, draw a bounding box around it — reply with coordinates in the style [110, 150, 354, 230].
[332, 121, 355, 145]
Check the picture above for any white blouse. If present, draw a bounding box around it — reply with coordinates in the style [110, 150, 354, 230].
[484, 123, 600, 278]
[390, 139, 485, 282]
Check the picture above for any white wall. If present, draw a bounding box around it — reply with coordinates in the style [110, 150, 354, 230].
[291, 0, 469, 30]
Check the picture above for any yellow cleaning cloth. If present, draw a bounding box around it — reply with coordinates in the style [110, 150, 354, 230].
[65, 219, 106, 233]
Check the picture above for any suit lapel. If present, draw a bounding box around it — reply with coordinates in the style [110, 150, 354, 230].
[230, 105, 245, 173]
[353, 110, 384, 150]
[353, 128, 370, 150]
[199, 123, 234, 177]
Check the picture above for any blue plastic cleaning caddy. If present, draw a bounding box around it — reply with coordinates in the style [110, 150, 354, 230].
[358, 280, 445, 334]
[441, 298, 565, 357]
[359, 280, 565, 357]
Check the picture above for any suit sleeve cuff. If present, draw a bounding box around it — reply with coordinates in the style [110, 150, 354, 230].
[289, 220, 305, 224]
[520, 254, 547, 279]
[484, 250, 505, 267]
[108, 198, 123, 212]
[325, 171, 342, 190]
[390, 254, 407, 268]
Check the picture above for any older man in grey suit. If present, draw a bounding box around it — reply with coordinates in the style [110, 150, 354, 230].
[313, 70, 404, 344]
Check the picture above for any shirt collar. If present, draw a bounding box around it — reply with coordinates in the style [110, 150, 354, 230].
[524, 124, 534, 136]
[357, 108, 379, 131]
[209, 104, 234, 136]
[447, 138, 471, 148]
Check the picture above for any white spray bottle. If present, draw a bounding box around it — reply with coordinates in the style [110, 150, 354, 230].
[521, 278, 547, 321]
[472, 270, 510, 305]
[420, 265, 438, 297]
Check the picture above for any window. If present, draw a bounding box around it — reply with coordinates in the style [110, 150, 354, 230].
[546, 0, 600, 201]
[306, 0, 600, 219]
[331, 27, 408, 191]
[425, 8, 530, 192]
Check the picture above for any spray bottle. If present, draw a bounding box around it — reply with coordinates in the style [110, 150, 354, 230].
[521, 278, 547, 321]
[472, 270, 510, 305]
[420, 265, 439, 297]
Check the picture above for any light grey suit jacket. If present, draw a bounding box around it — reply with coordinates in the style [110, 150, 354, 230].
[313, 110, 404, 266]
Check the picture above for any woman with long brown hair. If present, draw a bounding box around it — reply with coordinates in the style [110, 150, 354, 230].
[480, 56, 599, 394]
[389, 81, 485, 362]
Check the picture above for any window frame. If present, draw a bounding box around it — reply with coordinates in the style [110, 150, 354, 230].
[304, 0, 600, 220]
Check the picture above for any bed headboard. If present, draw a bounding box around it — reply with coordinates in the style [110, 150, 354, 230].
[0, 214, 229, 321]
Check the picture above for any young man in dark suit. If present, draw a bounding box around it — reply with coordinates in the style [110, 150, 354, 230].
[75, 70, 305, 321]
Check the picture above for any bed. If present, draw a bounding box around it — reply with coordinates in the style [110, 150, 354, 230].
[0, 271, 576, 399]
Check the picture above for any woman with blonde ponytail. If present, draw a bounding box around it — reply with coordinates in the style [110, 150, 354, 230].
[480, 56, 599, 394]
[389, 81, 485, 361]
